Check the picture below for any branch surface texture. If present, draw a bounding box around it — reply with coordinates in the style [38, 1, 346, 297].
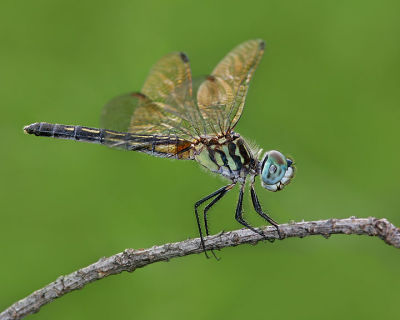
[1, 217, 399, 320]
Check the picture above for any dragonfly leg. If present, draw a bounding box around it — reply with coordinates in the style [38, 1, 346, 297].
[235, 184, 267, 239]
[250, 184, 282, 239]
[195, 184, 235, 259]
[202, 183, 235, 260]
[203, 183, 235, 236]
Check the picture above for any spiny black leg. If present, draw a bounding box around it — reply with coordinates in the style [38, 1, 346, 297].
[250, 185, 282, 239]
[203, 186, 231, 260]
[203, 187, 230, 236]
[235, 184, 266, 239]
[195, 185, 234, 258]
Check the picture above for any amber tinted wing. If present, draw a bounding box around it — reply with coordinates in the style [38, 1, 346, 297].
[141, 52, 191, 103]
[197, 39, 265, 134]
[99, 52, 205, 159]
[137, 52, 206, 138]
[101, 52, 204, 140]
[100, 92, 194, 159]
[101, 129, 194, 159]
[100, 91, 141, 132]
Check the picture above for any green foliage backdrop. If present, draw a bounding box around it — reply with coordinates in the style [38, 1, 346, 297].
[1, 0, 399, 319]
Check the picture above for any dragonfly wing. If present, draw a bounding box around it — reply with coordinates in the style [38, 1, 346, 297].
[142, 52, 192, 103]
[197, 39, 265, 133]
[102, 130, 194, 159]
[141, 52, 206, 137]
[129, 93, 196, 140]
[100, 52, 205, 140]
[101, 41, 264, 144]
[100, 52, 204, 158]
[100, 92, 142, 132]
[195, 75, 233, 135]
[100, 92, 195, 159]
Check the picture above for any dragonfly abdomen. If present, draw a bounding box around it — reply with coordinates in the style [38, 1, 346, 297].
[24, 122, 107, 144]
[24, 122, 144, 148]
[24, 122, 194, 159]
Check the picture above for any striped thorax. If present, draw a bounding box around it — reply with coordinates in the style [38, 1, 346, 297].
[194, 134, 257, 183]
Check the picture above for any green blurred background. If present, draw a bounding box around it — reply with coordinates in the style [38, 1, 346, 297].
[1, 0, 399, 319]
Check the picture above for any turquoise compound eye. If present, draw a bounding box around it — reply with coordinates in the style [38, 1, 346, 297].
[261, 150, 287, 185]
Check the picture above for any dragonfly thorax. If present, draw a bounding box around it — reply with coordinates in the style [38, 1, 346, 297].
[194, 134, 257, 182]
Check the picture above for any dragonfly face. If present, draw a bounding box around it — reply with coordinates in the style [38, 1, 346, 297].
[24, 39, 295, 258]
[260, 150, 295, 192]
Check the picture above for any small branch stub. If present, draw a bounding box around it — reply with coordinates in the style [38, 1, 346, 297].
[1, 217, 399, 320]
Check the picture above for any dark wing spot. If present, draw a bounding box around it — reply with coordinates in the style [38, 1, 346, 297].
[180, 52, 189, 63]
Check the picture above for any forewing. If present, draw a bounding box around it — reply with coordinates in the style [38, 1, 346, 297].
[195, 75, 233, 135]
[197, 39, 265, 133]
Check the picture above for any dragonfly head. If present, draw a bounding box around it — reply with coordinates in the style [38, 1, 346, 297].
[259, 150, 295, 192]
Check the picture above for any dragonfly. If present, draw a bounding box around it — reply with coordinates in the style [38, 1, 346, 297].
[24, 39, 295, 258]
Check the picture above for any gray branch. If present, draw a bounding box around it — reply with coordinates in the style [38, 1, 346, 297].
[1, 217, 399, 320]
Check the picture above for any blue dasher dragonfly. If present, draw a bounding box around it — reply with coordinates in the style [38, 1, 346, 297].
[24, 39, 295, 258]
